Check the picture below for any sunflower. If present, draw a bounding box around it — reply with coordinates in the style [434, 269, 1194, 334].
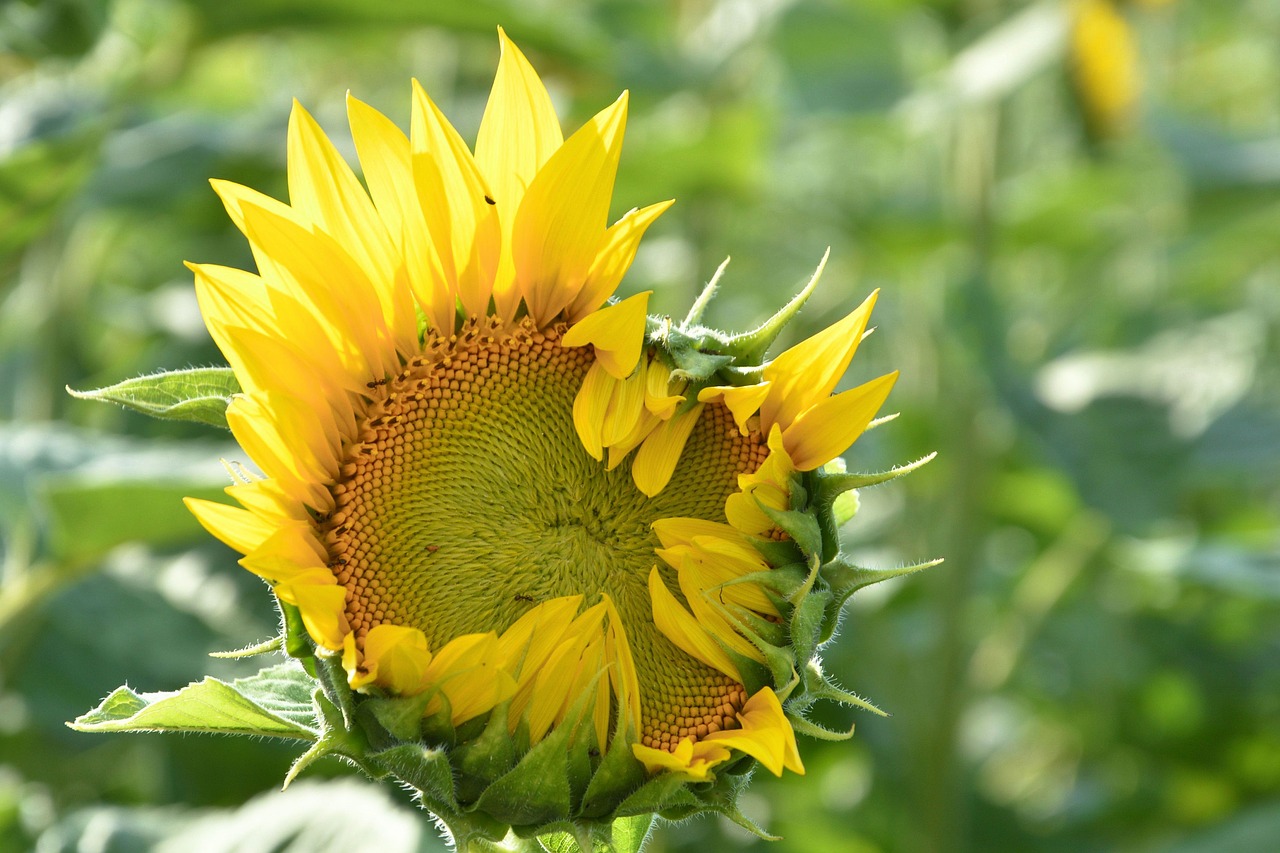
[176, 29, 923, 842]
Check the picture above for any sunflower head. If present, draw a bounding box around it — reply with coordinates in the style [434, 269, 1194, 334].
[77, 29, 935, 850]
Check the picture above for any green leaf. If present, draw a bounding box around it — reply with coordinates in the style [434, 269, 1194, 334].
[614, 772, 699, 820]
[67, 367, 241, 429]
[69, 661, 318, 739]
[681, 257, 730, 327]
[43, 478, 227, 560]
[789, 588, 831, 666]
[607, 814, 655, 853]
[36, 779, 450, 853]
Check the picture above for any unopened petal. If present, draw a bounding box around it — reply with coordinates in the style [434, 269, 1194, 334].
[648, 567, 741, 682]
[782, 371, 898, 471]
[632, 403, 704, 497]
[761, 290, 878, 433]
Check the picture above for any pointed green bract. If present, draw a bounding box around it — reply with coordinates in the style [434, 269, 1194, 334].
[209, 636, 284, 659]
[68, 366, 241, 428]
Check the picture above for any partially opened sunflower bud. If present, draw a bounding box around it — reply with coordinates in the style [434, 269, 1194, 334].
[69, 28, 938, 853]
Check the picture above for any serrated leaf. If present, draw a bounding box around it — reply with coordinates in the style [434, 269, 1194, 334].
[359, 689, 435, 745]
[720, 249, 828, 365]
[799, 660, 887, 717]
[69, 661, 319, 739]
[68, 367, 241, 429]
[608, 814, 655, 853]
[786, 713, 856, 742]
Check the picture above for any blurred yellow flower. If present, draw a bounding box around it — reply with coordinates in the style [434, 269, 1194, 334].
[1070, 0, 1142, 139]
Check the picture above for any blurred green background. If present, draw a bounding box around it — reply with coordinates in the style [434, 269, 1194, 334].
[2, 0, 1278, 851]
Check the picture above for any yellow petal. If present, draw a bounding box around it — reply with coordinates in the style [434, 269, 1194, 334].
[656, 543, 778, 618]
[644, 358, 685, 420]
[592, 640, 612, 749]
[1071, 0, 1141, 139]
[344, 93, 421, 353]
[224, 479, 309, 523]
[514, 92, 628, 325]
[697, 382, 770, 435]
[605, 407, 659, 471]
[631, 403, 704, 498]
[498, 594, 584, 682]
[601, 366, 647, 448]
[237, 199, 394, 380]
[725, 424, 794, 536]
[632, 737, 731, 781]
[206, 322, 356, 445]
[274, 576, 348, 651]
[674, 553, 766, 664]
[211, 183, 396, 378]
[348, 624, 434, 694]
[411, 79, 501, 321]
[189, 262, 366, 397]
[566, 200, 674, 322]
[782, 371, 898, 471]
[287, 100, 412, 353]
[526, 604, 607, 742]
[475, 28, 564, 322]
[601, 593, 641, 737]
[239, 521, 329, 584]
[652, 517, 746, 550]
[225, 393, 338, 504]
[761, 289, 879, 433]
[184, 497, 274, 555]
[571, 361, 613, 462]
[562, 291, 650, 380]
[346, 94, 413, 257]
[424, 631, 516, 726]
[503, 600, 585, 728]
[208, 179, 297, 281]
[647, 567, 741, 682]
[349, 90, 450, 334]
[702, 687, 804, 776]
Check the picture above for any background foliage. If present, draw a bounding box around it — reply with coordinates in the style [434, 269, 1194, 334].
[2, 1, 1278, 851]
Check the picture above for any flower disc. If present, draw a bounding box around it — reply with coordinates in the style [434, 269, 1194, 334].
[327, 316, 764, 748]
